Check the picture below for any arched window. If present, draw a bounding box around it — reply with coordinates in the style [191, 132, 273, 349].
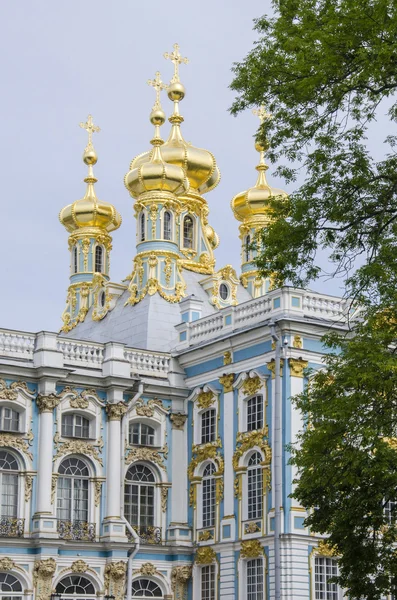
[163, 211, 172, 241]
[94, 246, 103, 273]
[57, 457, 89, 523]
[61, 414, 90, 439]
[140, 212, 146, 242]
[0, 450, 19, 517]
[202, 463, 216, 528]
[246, 558, 264, 600]
[201, 408, 216, 444]
[125, 464, 155, 529]
[131, 579, 163, 597]
[247, 452, 263, 520]
[0, 573, 22, 600]
[183, 215, 194, 249]
[56, 575, 95, 597]
[0, 407, 19, 432]
[247, 396, 263, 431]
[129, 422, 155, 446]
[73, 245, 78, 274]
[245, 234, 251, 262]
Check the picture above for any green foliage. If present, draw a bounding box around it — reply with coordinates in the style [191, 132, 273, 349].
[231, 1, 397, 597]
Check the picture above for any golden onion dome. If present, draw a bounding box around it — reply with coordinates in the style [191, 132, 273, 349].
[231, 141, 287, 222]
[129, 81, 220, 195]
[124, 102, 189, 198]
[60, 140, 122, 234]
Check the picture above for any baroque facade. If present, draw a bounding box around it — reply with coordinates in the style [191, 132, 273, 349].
[0, 44, 349, 600]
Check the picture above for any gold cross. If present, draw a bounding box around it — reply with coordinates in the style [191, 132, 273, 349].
[79, 114, 100, 147]
[252, 105, 272, 124]
[163, 43, 189, 83]
[147, 71, 168, 109]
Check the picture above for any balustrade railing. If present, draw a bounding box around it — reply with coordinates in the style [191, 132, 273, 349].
[123, 349, 170, 378]
[57, 519, 96, 541]
[0, 330, 35, 360]
[0, 515, 24, 537]
[126, 524, 162, 545]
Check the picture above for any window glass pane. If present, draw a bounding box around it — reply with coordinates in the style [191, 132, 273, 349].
[201, 565, 215, 600]
[247, 396, 263, 431]
[248, 459, 263, 520]
[164, 211, 172, 241]
[247, 558, 263, 600]
[62, 414, 74, 437]
[1, 408, 19, 432]
[314, 557, 339, 600]
[131, 578, 163, 597]
[0, 573, 23, 592]
[140, 213, 145, 242]
[183, 216, 194, 249]
[201, 409, 216, 444]
[95, 246, 103, 273]
[1, 473, 18, 516]
[202, 465, 216, 528]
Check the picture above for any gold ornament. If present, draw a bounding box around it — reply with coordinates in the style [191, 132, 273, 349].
[140, 562, 157, 576]
[289, 358, 308, 378]
[0, 379, 30, 400]
[240, 539, 262, 558]
[195, 547, 216, 565]
[125, 447, 166, 471]
[223, 351, 232, 365]
[233, 429, 271, 471]
[51, 474, 58, 505]
[245, 521, 260, 534]
[71, 560, 88, 573]
[36, 393, 60, 412]
[292, 335, 303, 349]
[25, 474, 33, 502]
[219, 373, 235, 393]
[0, 433, 33, 461]
[160, 486, 169, 513]
[196, 390, 215, 409]
[170, 412, 187, 430]
[171, 565, 192, 600]
[266, 359, 284, 379]
[106, 402, 127, 421]
[0, 557, 15, 570]
[104, 561, 127, 600]
[33, 558, 57, 600]
[316, 539, 339, 557]
[242, 376, 261, 396]
[94, 479, 103, 507]
[188, 439, 223, 479]
[198, 530, 214, 541]
[53, 439, 103, 466]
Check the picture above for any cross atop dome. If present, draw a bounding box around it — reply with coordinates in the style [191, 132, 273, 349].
[147, 71, 168, 110]
[163, 43, 189, 83]
[79, 114, 100, 149]
[252, 105, 272, 125]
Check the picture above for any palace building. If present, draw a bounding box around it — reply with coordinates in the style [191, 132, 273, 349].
[0, 44, 348, 600]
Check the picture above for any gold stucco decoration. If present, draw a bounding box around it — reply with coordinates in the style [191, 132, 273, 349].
[106, 402, 128, 421]
[104, 562, 127, 600]
[219, 373, 235, 393]
[242, 376, 261, 396]
[0, 433, 33, 461]
[0, 557, 15, 570]
[135, 398, 168, 418]
[289, 358, 309, 378]
[266, 359, 284, 379]
[125, 446, 166, 471]
[170, 412, 187, 430]
[53, 439, 103, 466]
[139, 563, 157, 576]
[240, 539, 262, 558]
[232, 429, 271, 471]
[223, 351, 232, 365]
[196, 390, 215, 410]
[25, 474, 33, 502]
[171, 565, 192, 600]
[0, 379, 31, 400]
[316, 539, 339, 557]
[199, 530, 214, 541]
[33, 558, 57, 600]
[36, 393, 61, 412]
[292, 335, 303, 349]
[71, 560, 88, 573]
[195, 547, 216, 565]
[188, 439, 224, 479]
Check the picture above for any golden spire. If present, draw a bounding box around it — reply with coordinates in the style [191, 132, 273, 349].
[147, 71, 167, 147]
[163, 43, 189, 83]
[252, 105, 272, 125]
[252, 105, 272, 185]
[79, 114, 100, 181]
[147, 71, 168, 110]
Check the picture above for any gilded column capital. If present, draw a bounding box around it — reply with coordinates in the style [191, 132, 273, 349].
[289, 358, 309, 378]
[170, 412, 187, 430]
[106, 402, 127, 421]
[219, 373, 235, 393]
[104, 561, 127, 600]
[36, 393, 60, 413]
[33, 558, 57, 600]
[266, 359, 284, 379]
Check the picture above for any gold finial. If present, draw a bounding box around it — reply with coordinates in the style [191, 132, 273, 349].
[147, 71, 168, 110]
[163, 43, 189, 83]
[252, 105, 272, 125]
[80, 114, 100, 150]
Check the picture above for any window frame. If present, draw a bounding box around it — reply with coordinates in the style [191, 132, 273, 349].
[163, 210, 172, 241]
[245, 234, 251, 263]
[61, 413, 91, 440]
[72, 245, 78, 274]
[56, 457, 91, 524]
[0, 450, 20, 518]
[246, 452, 263, 521]
[200, 564, 216, 600]
[124, 463, 156, 529]
[139, 212, 146, 242]
[200, 408, 216, 445]
[128, 421, 156, 447]
[246, 395, 264, 432]
[94, 245, 104, 274]
[313, 555, 340, 600]
[182, 215, 194, 249]
[201, 463, 216, 529]
[0, 407, 20, 433]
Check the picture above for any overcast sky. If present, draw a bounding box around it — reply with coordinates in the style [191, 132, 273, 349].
[0, 0, 354, 333]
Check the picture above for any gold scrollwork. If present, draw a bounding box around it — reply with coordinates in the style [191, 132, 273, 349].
[0, 379, 31, 400]
[289, 358, 309, 378]
[0, 434, 33, 461]
[199, 530, 214, 541]
[36, 393, 60, 413]
[219, 373, 235, 393]
[232, 429, 271, 471]
[106, 402, 127, 421]
[196, 390, 215, 410]
[316, 539, 339, 557]
[53, 439, 103, 466]
[240, 539, 263, 558]
[195, 547, 216, 565]
[242, 375, 261, 396]
[266, 359, 284, 379]
[71, 560, 88, 573]
[104, 561, 127, 600]
[171, 565, 192, 600]
[170, 412, 187, 430]
[25, 474, 33, 502]
[0, 557, 15, 570]
[188, 439, 224, 479]
[33, 558, 57, 600]
[125, 446, 166, 471]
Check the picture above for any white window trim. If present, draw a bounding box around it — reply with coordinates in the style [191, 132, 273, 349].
[190, 386, 220, 447]
[242, 450, 266, 526]
[193, 562, 218, 600]
[310, 553, 343, 600]
[181, 213, 196, 251]
[234, 372, 267, 434]
[127, 418, 160, 447]
[161, 208, 174, 242]
[238, 554, 266, 600]
[123, 461, 163, 533]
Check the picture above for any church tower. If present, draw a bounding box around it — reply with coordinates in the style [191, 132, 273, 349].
[231, 106, 287, 298]
[59, 115, 121, 332]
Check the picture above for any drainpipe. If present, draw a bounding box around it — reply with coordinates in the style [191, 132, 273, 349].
[123, 516, 140, 600]
[270, 321, 282, 600]
[121, 382, 144, 600]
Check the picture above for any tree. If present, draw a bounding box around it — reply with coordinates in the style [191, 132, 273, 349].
[231, 1, 397, 598]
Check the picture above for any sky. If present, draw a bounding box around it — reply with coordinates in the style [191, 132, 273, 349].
[0, 0, 377, 333]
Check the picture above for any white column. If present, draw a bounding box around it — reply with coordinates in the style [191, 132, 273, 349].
[105, 402, 127, 518]
[170, 412, 188, 522]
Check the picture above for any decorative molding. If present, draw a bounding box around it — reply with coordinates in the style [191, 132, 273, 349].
[316, 539, 338, 557]
[232, 429, 271, 471]
[266, 359, 284, 379]
[51, 474, 58, 505]
[0, 433, 33, 461]
[0, 379, 32, 400]
[219, 373, 235, 393]
[71, 560, 88, 573]
[33, 558, 57, 600]
[170, 412, 187, 430]
[0, 557, 15, 570]
[171, 565, 192, 600]
[140, 563, 157, 576]
[106, 402, 127, 421]
[198, 530, 213, 541]
[93, 478, 103, 507]
[195, 547, 216, 565]
[70, 396, 89, 409]
[240, 539, 262, 558]
[135, 398, 169, 417]
[245, 521, 260, 534]
[53, 439, 103, 466]
[242, 375, 261, 396]
[289, 358, 309, 378]
[196, 390, 215, 410]
[160, 486, 168, 513]
[188, 439, 224, 480]
[292, 335, 303, 349]
[36, 393, 60, 413]
[125, 446, 166, 470]
[24, 473, 34, 502]
[104, 561, 127, 600]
